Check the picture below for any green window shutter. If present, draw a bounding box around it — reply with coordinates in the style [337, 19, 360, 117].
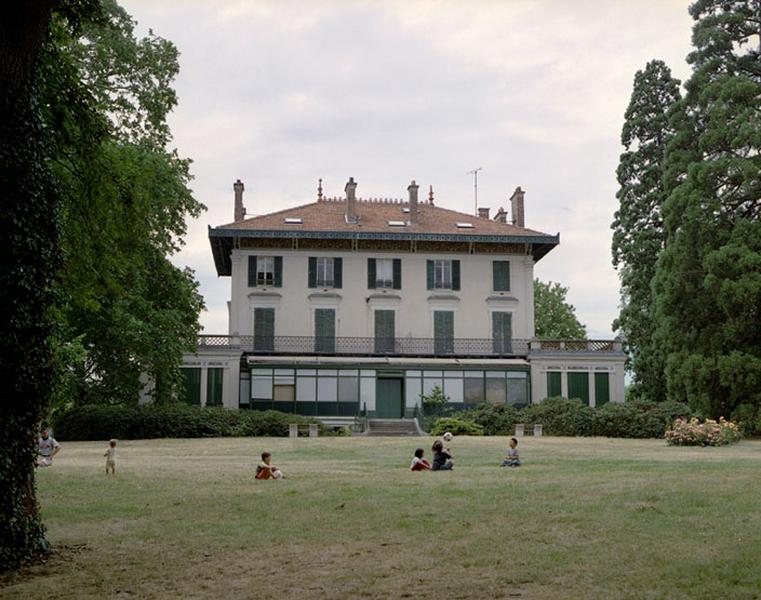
[248, 255, 257, 287]
[493, 261, 510, 291]
[594, 372, 610, 406]
[254, 308, 275, 352]
[308, 257, 317, 288]
[547, 372, 562, 398]
[367, 258, 376, 289]
[315, 308, 336, 353]
[392, 259, 402, 290]
[451, 260, 461, 290]
[181, 368, 201, 405]
[334, 257, 342, 288]
[206, 368, 224, 406]
[434, 311, 454, 354]
[426, 260, 434, 290]
[567, 372, 590, 405]
[374, 310, 395, 353]
[273, 256, 283, 288]
[492, 312, 512, 354]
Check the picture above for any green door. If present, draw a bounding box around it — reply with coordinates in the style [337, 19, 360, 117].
[567, 372, 590, 405]
[206, 367, 224, 406]
[547, 372, 562, 398]
[181, 368, 201, 405]
[376, 378, 403, 418]
[595, 372, 610, 406]
[314, 308, 335, 353]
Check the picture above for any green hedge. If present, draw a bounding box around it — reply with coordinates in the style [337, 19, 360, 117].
[52, 404, 321, 440]
[434, 398, 696, 438]
[428, 417, 485, 437]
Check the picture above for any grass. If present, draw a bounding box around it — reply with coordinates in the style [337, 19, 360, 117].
[2, 436, 761, 599]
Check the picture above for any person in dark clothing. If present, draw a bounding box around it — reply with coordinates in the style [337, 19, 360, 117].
[431, 439, 454, 471]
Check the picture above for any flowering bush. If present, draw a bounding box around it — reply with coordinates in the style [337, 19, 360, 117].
[665, 417, 742, 446]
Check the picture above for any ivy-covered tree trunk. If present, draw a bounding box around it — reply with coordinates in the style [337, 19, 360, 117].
[0, 1, 56, 570]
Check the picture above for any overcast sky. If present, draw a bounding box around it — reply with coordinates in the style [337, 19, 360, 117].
[122, 0, 695, 338]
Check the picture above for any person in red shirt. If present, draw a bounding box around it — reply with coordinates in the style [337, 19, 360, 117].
[410, 447, 431, 471]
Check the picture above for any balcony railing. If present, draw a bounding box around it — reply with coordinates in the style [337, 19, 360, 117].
[195, 335, 623, 358]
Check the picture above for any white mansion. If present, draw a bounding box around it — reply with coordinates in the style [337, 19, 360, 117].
[178, 178, 625, 418]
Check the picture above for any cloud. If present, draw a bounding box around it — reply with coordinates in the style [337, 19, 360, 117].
[123, 0, 695, 338]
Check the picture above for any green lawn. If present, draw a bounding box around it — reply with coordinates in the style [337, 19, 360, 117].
[3, 436, 761, 599]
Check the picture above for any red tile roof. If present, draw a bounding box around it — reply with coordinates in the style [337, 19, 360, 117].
[216, 197, 552, 237]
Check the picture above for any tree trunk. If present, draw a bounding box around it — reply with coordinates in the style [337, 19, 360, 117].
[0, 0, 56, 572]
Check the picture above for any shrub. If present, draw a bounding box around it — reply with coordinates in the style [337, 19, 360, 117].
[520, 397, 594, 436]
[459, 403, 520, 436]
[730, 404, 761, 436]
[429, 417, 485, 436]
[665, 417, 742, 446]
[52, 404, 320, 440]
[590, 400, 695, 438]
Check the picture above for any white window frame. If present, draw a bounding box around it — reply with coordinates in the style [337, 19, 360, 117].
[376, 258, 394, 289]
[434, 260, 452, 289]
[256, 256, 275, 286]
[316, 257, 334, 287]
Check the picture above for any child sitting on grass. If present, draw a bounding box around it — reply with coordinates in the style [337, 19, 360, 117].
[501, 437, 521, 467]
[104, 439, 117, 475]
[410, 447, 431, 471]
[431, 439, 454, 471]
[255, 451, 284, 479]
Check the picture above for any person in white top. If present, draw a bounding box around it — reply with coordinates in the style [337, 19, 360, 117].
[36, 428, 61, 467]
[104, 439, 117, 474]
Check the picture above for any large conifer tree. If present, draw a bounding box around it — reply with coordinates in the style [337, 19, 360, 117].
[652, 0, 761, 417]
[612, 60, 681, 402]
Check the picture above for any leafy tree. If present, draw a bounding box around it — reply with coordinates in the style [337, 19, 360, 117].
[41, 0, 204, 406]
[611, 60, 681, 402]
[534, 279, 587, 339]
[652, 0, 761, 417]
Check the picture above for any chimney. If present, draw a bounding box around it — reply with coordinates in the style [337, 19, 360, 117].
[478, 207, 490, 220]
[510, 186, 525, 227]
[407, 179, 419, 225]
[493, 207, 507, 224]
[345, 177, 358, 224]
[233, 179, 246, 222]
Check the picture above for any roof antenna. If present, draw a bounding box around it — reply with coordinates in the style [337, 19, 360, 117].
[467, 167, 482, 216]
[428, 184, 434, 205]
[317, 178, 323, 201]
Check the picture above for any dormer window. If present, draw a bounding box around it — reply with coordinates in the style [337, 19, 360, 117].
[284, 217, 302, 224]
[388, 220, 406, 227]
[456, 222, 474, 228]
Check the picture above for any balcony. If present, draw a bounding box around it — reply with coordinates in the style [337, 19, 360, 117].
[195, 335, 623, 358]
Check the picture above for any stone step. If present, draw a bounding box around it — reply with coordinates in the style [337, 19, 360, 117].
[366, 419, 424, 436]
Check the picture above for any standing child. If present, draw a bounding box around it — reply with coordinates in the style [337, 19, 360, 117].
[410, 448, 432, 471]
[36, 428, 61, 467]
[104, 439, 117, 475]
[255, 451, 284, 479]
[501, 437, 521, 467]
[431, 440, 454, 471]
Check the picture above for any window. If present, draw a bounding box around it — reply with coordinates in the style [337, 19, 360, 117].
[368, 258, 401, 290]
[492, 261, 510, 292]
[376, 259, 393, 288]
[434, 260, 452, 289]
[317, 257, 334, 287]
[248, 255, 282, 287]
[309, 257, 342, 288]
[427, 260, 460, 290]
[257, 257, 274, 286]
